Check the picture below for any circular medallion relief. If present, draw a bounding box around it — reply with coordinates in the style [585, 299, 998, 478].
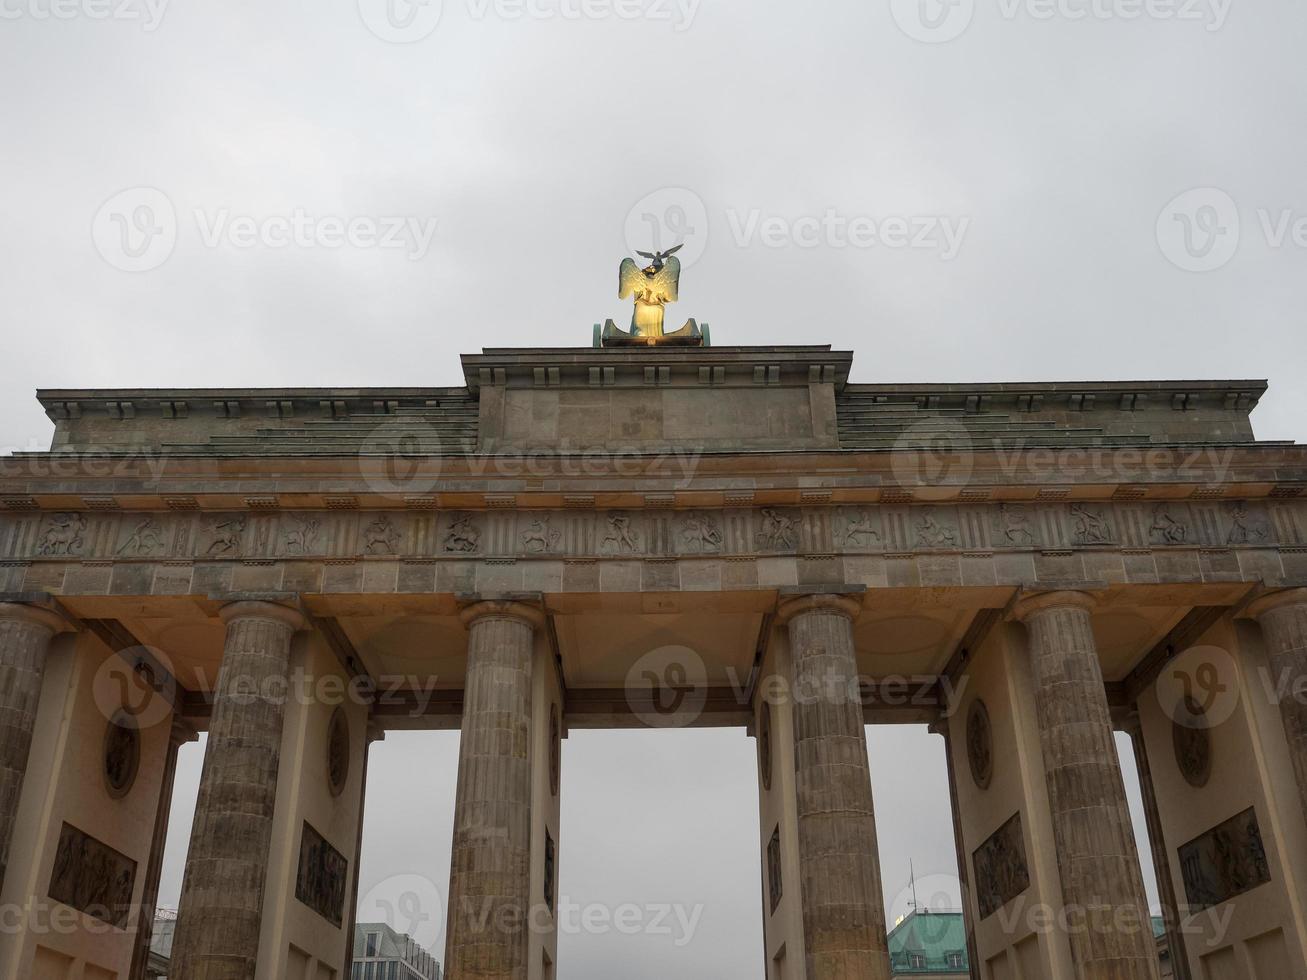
[104, 712, 141, 800]
[327, 707, 350, 798]
[549, 706, 561, 798]
[1172, 697, 1213, 789]
[758, 703, 774, 791]
[966, 699, 994, 791]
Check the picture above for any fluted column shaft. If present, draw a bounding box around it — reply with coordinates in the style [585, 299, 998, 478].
[1015, 592, 1159, 980]
[779, 594, 890, 980]
[1249, 588, 1307, 827]
[1119, 711, 1192, 980]
[131, 717, 198, 980]
[445, 601, 542, 980]
[0, 602, 64, 890]
[342, 722, 384, 976]
[929, 719, 981, 980]
[171, 600, 304, 980]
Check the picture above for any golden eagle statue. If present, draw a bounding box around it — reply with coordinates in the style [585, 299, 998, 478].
[619, 246, 682, 338]
[598, 245, 707, 347]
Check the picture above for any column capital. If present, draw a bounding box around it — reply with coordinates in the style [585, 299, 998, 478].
[0, 600, 72, 635]
[169, 716, 199, 748]
[1245, 587, 1307, 621]
[1111, 703, 1143, 736]
[459, 599, 545, 631]
[776, 592, 863, 625]
[1011, 589, 1097, 622]
[218, 599, 306, 632]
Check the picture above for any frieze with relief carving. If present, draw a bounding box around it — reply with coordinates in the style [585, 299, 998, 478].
[38, 512, 87, 556]
[1070, 504, 1115, 545]
[756, 508, 799, 552]
[443, 512, 482, 554]
[1, 499, 1304, 573]
[600, 513, 640, 554]
[362, 516, 401, 556]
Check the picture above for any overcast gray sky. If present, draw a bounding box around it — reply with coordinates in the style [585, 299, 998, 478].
[4, 0, 1305, 975]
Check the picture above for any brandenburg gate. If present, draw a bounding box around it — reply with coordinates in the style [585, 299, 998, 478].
[1, 277, 1306, 979]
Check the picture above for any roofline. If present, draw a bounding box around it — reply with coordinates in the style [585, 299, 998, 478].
[843, 379, 1269, 394]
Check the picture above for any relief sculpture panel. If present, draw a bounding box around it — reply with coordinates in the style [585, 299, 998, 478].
[295, 821, 348, 928]
[48, 823, 137, 929]
[1179, 808, 1271, 912]
[973, 812, 1031, 920]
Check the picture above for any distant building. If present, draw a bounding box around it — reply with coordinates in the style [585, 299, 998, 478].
[887, 910, 969, 978]
[146, 910, 176, 979]
[147, 915, 440, 980]
[351, 922, 442, 980]
[1153, 916, 1175, 979]
[883, 908, 1176, 979]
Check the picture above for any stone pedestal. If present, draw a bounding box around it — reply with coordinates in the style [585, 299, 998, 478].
[1248, 588, 1307, 828]
[445, 601, 543, 980]
[170, 600, 305, 980]
[0, 602, 65, 890]
[777, 594, 890, 980]
[1014, 592, 1158, 980]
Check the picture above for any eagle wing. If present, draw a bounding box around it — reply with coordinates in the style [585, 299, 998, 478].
[649, 255, 680, 303]
[619, 257, 644, 299]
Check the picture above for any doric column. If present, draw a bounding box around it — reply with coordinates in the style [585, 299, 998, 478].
[445, 600, 543, 980]
[927, 717, 980, 980]
[0, 601, 66, 890]
[342, 720, 384, 976]
[131, 717, 198, 980]
[1247, 588, 1307, 826]
[1013, 592, 1159, 980]
[171, 600, 305, 980]
[1117, 710, 1192, 980]
[776, 593, 890, 980]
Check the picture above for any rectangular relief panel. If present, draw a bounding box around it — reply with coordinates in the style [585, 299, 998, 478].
[972, 812, 1031, 921]
[1178, 807, 1272, 912]
[47, 822, 138, 929]
[295, 821, 349, 928]
[767, 826, 783, 914]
